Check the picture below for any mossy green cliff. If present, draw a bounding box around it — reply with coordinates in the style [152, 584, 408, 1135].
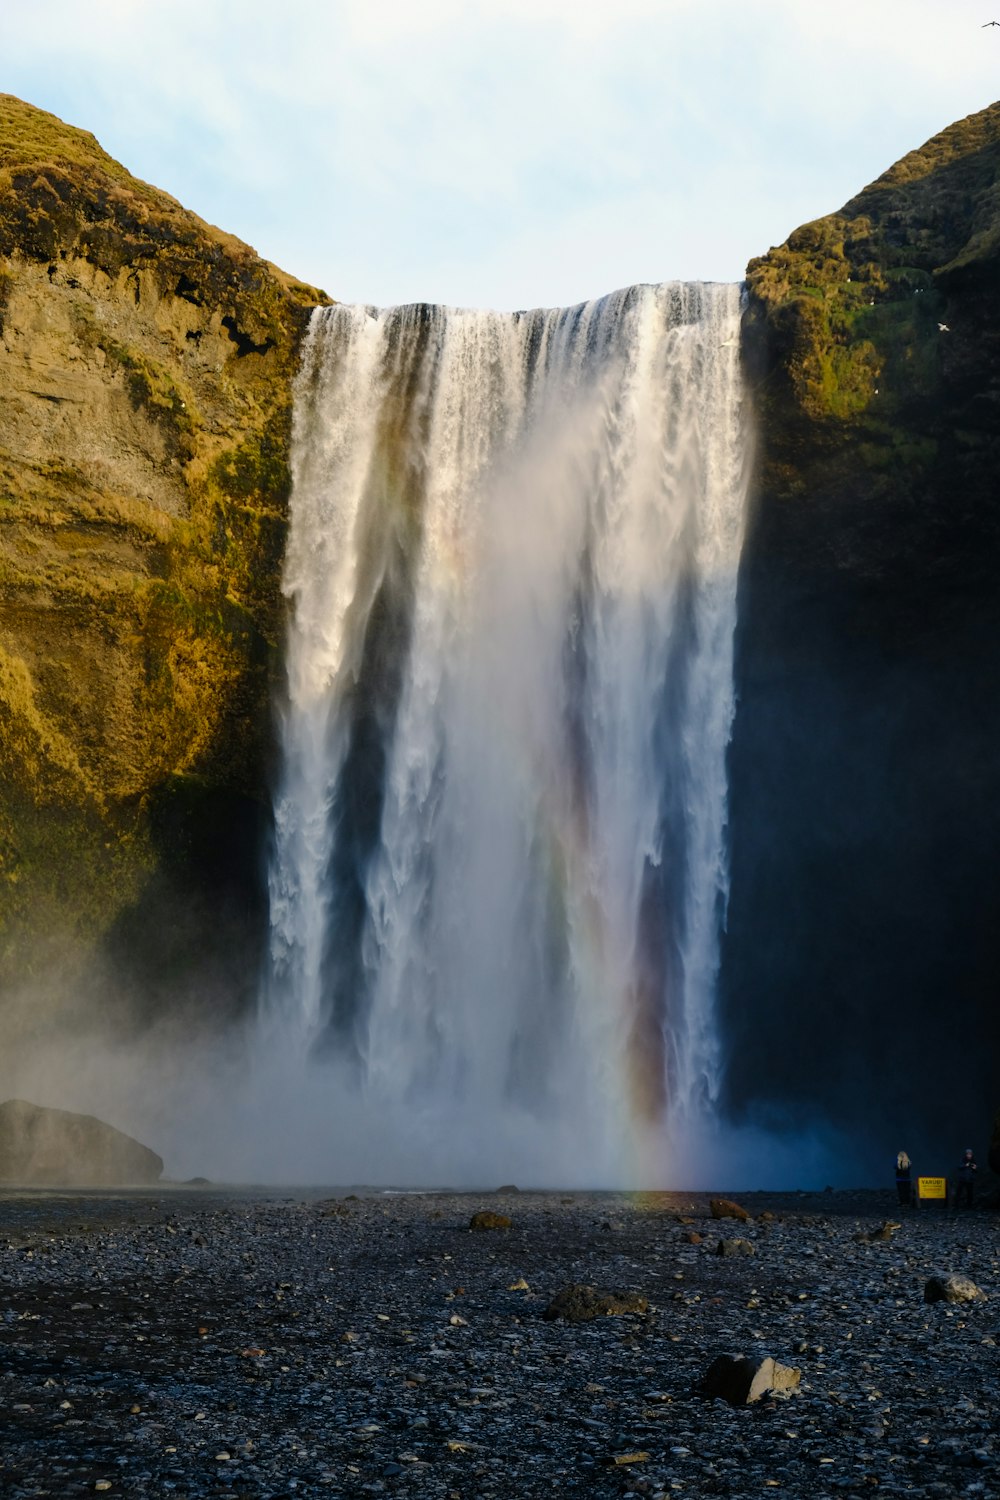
[724, 103, 1000, 1156]
[0, 95, 329, 1012]
[743, 101, 1000, 597]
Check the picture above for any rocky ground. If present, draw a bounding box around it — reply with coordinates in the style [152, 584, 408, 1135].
[0, 1186, 997, 1498]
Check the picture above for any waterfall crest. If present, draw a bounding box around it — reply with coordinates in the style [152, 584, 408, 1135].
[266, 283, 751, 1186]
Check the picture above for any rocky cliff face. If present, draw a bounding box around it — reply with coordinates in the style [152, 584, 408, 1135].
[724, 103, 1000, 1163]
[0, 95, 328, 1027]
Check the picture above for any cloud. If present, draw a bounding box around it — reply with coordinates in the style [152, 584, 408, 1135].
[3, 0, 998, 306]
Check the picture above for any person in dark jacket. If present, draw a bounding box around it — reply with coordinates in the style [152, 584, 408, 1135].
[955, 1148, 977, 1209]
[895, 1151, 912, 1207]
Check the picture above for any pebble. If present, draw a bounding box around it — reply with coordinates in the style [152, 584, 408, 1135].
[0, 1186, 996, 1495]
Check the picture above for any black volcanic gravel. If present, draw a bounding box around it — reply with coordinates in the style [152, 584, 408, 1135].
[0, 1187, 998, 1497]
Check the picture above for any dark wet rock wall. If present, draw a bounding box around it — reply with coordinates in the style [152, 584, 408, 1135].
[722, 102, 1000, 1164]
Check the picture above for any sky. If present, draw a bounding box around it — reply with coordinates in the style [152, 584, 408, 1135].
[2, 0, 999, 311]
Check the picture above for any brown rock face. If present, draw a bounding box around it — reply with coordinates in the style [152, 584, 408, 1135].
[0, 94, 329, 1026]
[0, 1097, 162, 1184]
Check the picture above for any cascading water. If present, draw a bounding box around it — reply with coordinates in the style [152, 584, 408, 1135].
[264, 282, 751, 1187]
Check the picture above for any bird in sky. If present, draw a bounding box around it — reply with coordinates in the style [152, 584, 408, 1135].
[938, 322, 951, 332]
[983, 19, 1000, 25]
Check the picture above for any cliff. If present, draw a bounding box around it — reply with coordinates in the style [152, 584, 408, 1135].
[0, 95, 328, 1022]
[723, 103, 1000, 1159]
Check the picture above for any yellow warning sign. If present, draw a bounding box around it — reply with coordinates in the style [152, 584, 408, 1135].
[917, 1176, 947, 1200]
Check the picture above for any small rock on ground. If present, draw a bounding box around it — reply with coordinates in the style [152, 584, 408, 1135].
[699, 1353, 802, 1404]
[710, 1197, 751, 1222]
[543, 1283, 649, 1321]
[717, 1237, 755, 1257]
[924, 1271, 986, 1303]
[469, 1210, 512, 1231]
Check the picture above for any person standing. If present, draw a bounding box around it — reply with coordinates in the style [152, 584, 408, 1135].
[955, 1148, 978, 1209]
[895, 1151, 913, 1207]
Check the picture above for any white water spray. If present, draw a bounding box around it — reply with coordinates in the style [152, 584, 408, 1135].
[266, 283, 751, 1186]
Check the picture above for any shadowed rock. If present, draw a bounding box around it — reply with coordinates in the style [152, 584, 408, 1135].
[699, 1353, 801, 1405]
[0, 1098, 162, 1185]
[857, 1220, 902, 1244]
[469, 1210, 511, 1231]
[710, 1198, 752, 1222]
[543, 1285, 649, 1322]
[924, 1273, 986, 1304]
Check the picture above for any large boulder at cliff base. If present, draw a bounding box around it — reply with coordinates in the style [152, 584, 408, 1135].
[0, 1098, 162, 1185]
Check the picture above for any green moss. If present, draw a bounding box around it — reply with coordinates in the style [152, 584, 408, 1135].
[209, 419, 291, 509]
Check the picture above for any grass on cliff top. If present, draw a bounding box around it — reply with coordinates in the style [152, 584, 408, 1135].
[0, 93, 174, 204]
[746, 99, 1000, 422]
[0, 93, 329, 305]
[751, 99, 1000, 303]
[847, 100, 1000, 201]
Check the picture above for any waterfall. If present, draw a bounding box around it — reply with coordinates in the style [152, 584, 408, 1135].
[265, 283, 750, 1186]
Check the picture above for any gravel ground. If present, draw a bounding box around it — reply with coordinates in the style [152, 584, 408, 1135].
[0, 1185, 997, 1498]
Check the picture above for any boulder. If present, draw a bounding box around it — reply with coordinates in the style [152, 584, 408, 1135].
[699, 1354, 801, 1405]
[0, 1098, 162, 1186]
[710, 1198, 751, 1222]
[924, 1273, 986, 1305]
[469, 1210, 511, 1231]
[717, 1237, 755, 1257]
[543, 1285, 649, 1322]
